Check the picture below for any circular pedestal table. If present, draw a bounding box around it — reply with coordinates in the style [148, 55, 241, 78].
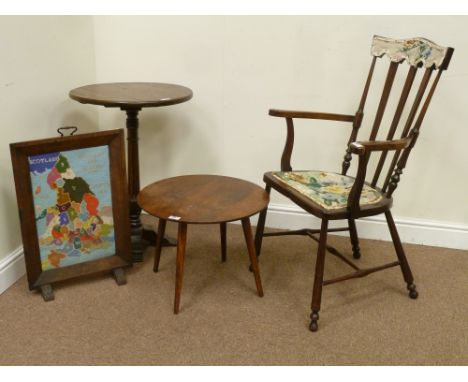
[137, 175, 268, 314]
[69, 82, 193, 262]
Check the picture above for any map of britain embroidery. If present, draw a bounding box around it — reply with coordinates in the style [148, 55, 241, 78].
[28, 146, 115, 271]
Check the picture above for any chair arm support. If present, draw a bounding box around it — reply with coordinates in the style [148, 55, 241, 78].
[347, 138, 411, 214]
[350, 138, 411, 155]
[347, 153, 369, 215]
[269, 109, 355, 123]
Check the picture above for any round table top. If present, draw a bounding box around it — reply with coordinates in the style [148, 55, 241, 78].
[69, 82, 193, 109]
[137, 175, 269, 224]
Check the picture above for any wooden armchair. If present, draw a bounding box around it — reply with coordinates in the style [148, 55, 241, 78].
[254, 35, 454, 332]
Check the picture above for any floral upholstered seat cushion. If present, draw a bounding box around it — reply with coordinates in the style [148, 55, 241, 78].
[272, 171, 382, 210]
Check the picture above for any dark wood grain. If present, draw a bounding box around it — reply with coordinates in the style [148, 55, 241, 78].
[309, 219, 328, 332]
[174, 222, 187, 314]
[220, 222, 227, 262]
[139, 175, 268, 314]
[9, 130, 131, 295]
[69, 82, 193, 108]
[241, 218, 264, 297]
[349, 138, 411, 155]
[153, 219, 167, 272]
[382, 69, 433, 193]
[385, 210, 418, 299]
[372, 66, 417, 186]
[269, 109, 355, 122]
[348, 218, 361, 259]
[342, 56, 377, 175]
[256, 36, 453, 332]
[138, 175, 269, 224]
[368, 61, 399, 141]
[387, 69, 444, 198]
[69, 82, 193, 262]
[254, 185, 271, 257]
[126, 108, 143, 261]
[280, 118, 294, 171]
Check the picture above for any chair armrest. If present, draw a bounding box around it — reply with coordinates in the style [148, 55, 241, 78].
[350, 138, 411, 155]
[346, 137, 411, 215]
[269, 109, 355, 123]
[269, 108, 355, 171]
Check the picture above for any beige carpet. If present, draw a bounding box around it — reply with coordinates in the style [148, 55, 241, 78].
[0, 220, 467, 365]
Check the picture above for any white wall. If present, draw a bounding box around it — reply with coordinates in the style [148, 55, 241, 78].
[1, 15, 467, 268]
[0, 15, 466, 294]
[93, 16, 468, 227]
[0, 16, 98, 263]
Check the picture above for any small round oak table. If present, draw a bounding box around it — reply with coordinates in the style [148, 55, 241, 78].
[69, 82, 193, 262]
[137, 175, 268, 314]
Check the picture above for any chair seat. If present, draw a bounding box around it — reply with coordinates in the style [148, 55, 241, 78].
[271, 170, 383, 210]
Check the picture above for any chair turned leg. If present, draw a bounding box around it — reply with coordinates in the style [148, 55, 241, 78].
[220, 222, 227, 262]
[242, 218, 264, 297]
[384, 210, 418, 299]
[348, 218, 361, 259]
[174, 223, 188, 314]
[310, 219, 329, 332]
[254, 185, 271, 258]
[153, 219, 167, 272]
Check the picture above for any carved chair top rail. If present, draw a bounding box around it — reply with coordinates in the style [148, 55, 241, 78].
[371, 35, 454, 70]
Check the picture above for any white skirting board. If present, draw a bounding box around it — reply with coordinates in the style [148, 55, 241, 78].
[252, 203, 468, 251]
[0, 247, 25, 295]
[1, 207, 467, 295]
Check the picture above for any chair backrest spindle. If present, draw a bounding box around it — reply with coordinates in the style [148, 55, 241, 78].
[369, 61, 399, 142]
[371, 65, 418, 187]
[341, 35, 453, 198]
[386, 69, 444, 197]
[381, 67, 433, 192]
[342, 56, 377, 175]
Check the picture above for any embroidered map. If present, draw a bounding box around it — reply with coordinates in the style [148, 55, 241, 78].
[28, 146, 115, 271]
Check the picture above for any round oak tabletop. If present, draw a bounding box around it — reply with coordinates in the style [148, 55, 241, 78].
[137, 175, 269, 224]
[69, 82, 193, 109]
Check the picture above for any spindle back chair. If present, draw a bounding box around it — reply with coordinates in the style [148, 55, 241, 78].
[254, 35, 454, 332]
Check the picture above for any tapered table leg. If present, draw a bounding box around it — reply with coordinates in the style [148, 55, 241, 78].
[254, 185, 271, 257]
[220, 222, 227, 262]
[241, 218, 264, 297]
[154, 219, 167, 272]
[138, 175, 269, 314]
[174, 223, 188, 314]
